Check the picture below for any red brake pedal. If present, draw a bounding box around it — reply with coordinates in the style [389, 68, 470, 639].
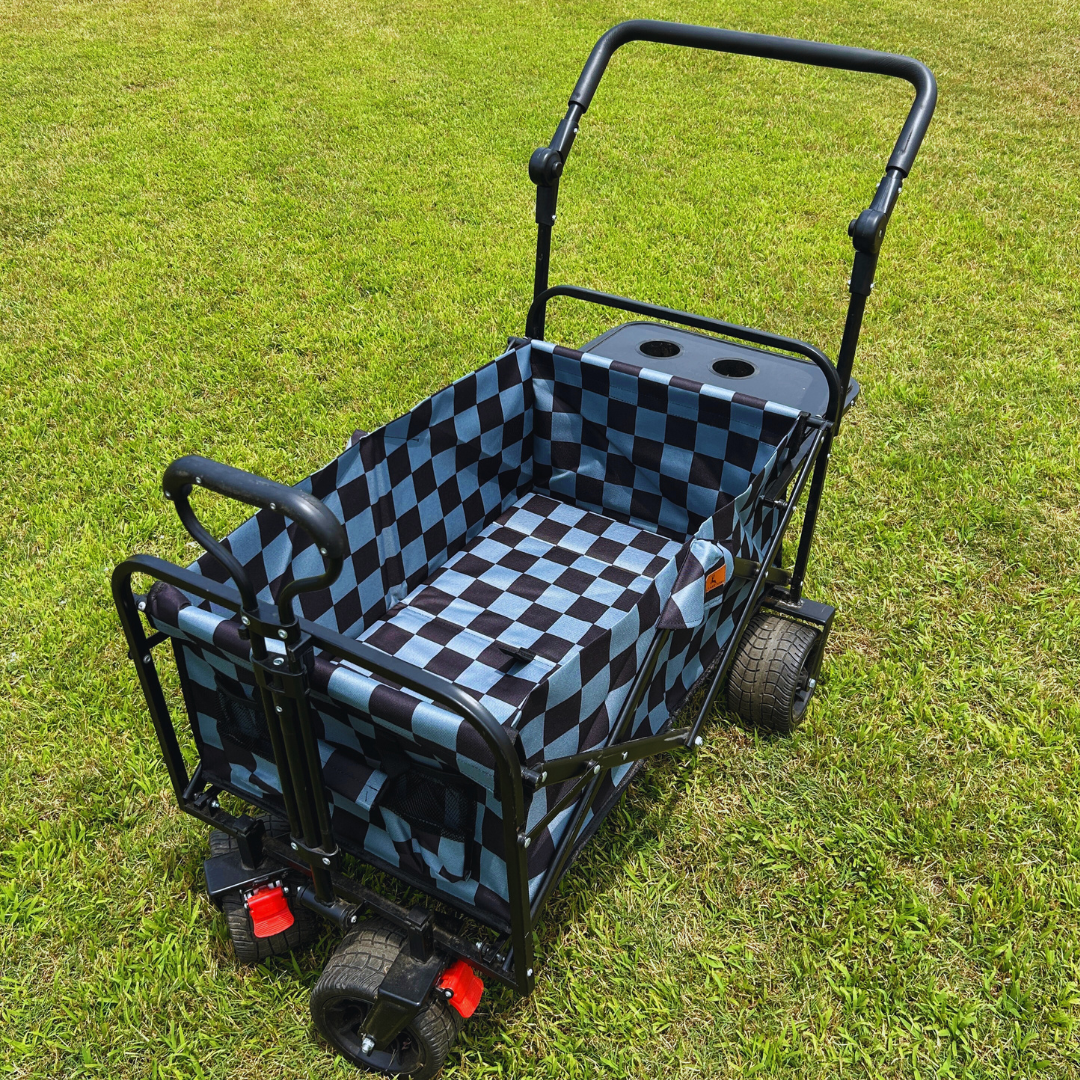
[437, 958, 484, 1018]
[245, 884, 294, 938]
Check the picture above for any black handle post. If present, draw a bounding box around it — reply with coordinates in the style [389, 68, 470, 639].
[162, 454, 348, 623]
[161, 455, 350, 898]
[526, 19, 937, 368]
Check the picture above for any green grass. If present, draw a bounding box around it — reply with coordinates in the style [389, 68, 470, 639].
[2, 0, 1079, 1076]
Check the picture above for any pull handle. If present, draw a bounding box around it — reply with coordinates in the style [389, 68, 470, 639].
[162, 454, 348, 622]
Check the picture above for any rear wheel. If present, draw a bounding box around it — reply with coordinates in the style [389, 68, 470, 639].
[209, 815, 319, 964]
[727, 611, 821, 734]
[311, 919, 460, 1079]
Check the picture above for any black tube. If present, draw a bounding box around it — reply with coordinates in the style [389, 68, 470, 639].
[163, 455, 347, 561]
[171, 494, 260, 613]
[834, 291, 868, 422]
[788, 435, 833, 603]
[568, 20, 936, 176]
[272, 691, 322, 848]
[111, 570, 191, 802]
[249, 635, 304, 832]
[688, 424, 827, 742]
[290, 664, 337, 853]
[531, 223, 553, 336]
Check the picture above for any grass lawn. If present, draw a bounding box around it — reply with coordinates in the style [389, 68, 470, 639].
[2, 0, 1079, 1076]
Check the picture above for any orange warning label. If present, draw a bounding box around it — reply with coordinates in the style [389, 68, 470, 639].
[705, 565, 727, 595]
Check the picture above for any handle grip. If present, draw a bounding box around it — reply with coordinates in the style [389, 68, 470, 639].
[163, 454, 348, 621]
[564, 21, 936, 176]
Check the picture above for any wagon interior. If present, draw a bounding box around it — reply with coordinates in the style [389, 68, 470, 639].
[145, 338, 807, 926]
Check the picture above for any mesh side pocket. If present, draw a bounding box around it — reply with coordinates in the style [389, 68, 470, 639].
[218, 688, 274, 759]
[380, 769, 476, 845]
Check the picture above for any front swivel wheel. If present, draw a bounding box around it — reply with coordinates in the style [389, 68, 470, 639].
[311, 919, 462, 1078]
[209, 816, 319, 964]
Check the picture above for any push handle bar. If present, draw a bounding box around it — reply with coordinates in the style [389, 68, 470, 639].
[531, 21, 935, 189]
[162, 455, 348, 622]
[567, 21, 934, 175]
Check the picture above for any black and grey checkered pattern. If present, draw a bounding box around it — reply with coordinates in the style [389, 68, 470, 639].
[192, 349, 536, 637]
[531, 343, 795, 539]
[359, 494, 682, 723]
[148, 339, 806, 928]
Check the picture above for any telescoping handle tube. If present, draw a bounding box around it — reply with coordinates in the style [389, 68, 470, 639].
[162, 454, 348, 621]
[527, 19, 937, 403]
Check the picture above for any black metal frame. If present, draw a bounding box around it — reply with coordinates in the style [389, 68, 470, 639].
[112, 19, 934, 1055]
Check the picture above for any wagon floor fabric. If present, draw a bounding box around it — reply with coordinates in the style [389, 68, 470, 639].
[357, 493, 683, 724]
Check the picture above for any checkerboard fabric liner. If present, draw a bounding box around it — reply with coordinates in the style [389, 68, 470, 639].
[147, 339, 806, 928]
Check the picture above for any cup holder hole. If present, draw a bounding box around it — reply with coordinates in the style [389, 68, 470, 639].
[638, 339, 682, 358]
[712, 357, 757, 378]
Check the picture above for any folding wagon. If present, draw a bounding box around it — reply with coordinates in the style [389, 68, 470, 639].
[113, 20, 935, 1077]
